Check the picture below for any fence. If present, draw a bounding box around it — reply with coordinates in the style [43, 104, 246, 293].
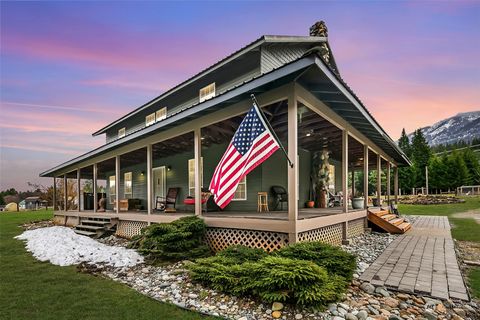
[457, 185, 480, 196]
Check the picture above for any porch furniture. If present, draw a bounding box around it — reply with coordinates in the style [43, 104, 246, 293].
[257, 192, 269, 212]
[118, 198, 142, 211]
[183, 189, 212, 212]
[155, 187, 180, 211]
[271, 185, 287, 210]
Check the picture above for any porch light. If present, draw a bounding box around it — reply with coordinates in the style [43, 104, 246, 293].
[306, 132, 311, 137]
[167, 166, 172, 171]
[140, 171, 145, 176]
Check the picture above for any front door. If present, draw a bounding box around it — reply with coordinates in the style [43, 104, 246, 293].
[153, 166, 166, 208]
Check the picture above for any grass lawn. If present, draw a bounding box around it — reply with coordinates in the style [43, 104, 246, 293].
[398, 196, 480, 216]
[468, 268, 480, 299]
[0, 210, 211, 320]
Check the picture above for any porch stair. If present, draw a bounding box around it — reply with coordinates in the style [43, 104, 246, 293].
[367, 208, 412, 234]
[74, 217, 117, 239]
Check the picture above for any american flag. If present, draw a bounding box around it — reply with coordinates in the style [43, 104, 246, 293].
[209, 104, 280, 209]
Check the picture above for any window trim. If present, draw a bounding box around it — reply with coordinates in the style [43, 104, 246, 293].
[118, 127, 126, 138]
[156, 107, 167, 122]
[231, 176, 247, 201]
[108, 175, 116, 204]
[124, 172, 132, 198]
[199, 82, 216, 103]
[145, 113, 155, 127]
[188, 158, 203, 196]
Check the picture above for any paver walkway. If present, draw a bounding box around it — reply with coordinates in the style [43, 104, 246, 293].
[359, 216, 469, 301]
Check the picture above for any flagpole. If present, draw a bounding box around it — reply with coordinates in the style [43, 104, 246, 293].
[251, 94, 294, 168]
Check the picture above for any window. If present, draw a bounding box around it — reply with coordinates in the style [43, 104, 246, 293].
[145, 113, 155, 127]
[156, 107, 167, 122]
[188, 158, 203, 196]
[232, 177, 247, 200]
[118, 127, 126, 138]
[199, 83, 215, 103]
[109, 176, 116, 204]
[124, 172, 132, 198]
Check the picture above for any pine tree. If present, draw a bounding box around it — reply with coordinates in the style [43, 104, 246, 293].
[462, 148, 480, 185]
[411, 129, 432, 188]
[398, 128, 412, 157]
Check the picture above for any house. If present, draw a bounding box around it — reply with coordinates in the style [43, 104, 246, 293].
[40, 21, 410, 251]
[24, 196, 48, 210]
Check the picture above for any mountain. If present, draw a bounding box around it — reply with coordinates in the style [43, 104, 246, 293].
[408, 111, 480, 146]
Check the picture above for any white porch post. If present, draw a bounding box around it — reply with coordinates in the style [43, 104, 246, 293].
[77, 169, 81, 211]
[377, 155, 381, 206]
[53, 177, 57, 211]
[63, 174, 67, 211]
[147, 144, 153, 215]
[115, 156, 120, 214]
[394, 166, 399, 203]
[342, 130, 349, 243]
[363, 145, 369, 209]
[342, 130, 349, 213]
[287, 85, 298, 243]
[194, 128, 202, 216]
[93, 163, 98, 213]
[386, 162, 391, 205]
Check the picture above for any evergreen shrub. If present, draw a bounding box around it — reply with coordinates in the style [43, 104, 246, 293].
[275, 241, 356, 281]
[129, 216, 211, 261]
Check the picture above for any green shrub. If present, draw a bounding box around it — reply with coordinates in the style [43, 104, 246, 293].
[216, 245, 268, 263]
[129, 216, 211, 262]
[188, 254, 347, 307]
[275, 241, 356, 281]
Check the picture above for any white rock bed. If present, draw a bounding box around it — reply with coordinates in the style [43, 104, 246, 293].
[15, 226, 143, 267]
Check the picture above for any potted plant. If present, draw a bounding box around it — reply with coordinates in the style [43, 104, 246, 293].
[352, 191, 364, 209]
[305, 178, 315, 208]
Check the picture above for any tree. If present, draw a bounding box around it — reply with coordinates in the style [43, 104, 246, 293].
[411, 129, 432, 188]
[462, 148, 480, 185]
[398, 128, 412, 157]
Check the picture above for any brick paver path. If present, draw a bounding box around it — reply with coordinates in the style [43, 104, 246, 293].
[359, 216, 469, 301]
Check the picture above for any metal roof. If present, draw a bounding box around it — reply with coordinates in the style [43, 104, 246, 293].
[40, 52, 411, 177]
[92, 35, 327, 136]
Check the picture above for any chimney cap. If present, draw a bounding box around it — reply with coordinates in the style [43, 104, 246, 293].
[310, 21, 328, 37]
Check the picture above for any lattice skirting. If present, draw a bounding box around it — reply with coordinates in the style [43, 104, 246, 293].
[298, 223, 343, 246]
[205, 227, 289, 253]
[348, 218, 365, 238]
[116, 220, 148, 238]
[52, 215, 79, 227]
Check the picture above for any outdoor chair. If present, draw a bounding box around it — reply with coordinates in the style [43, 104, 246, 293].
[155, 187, 180, 212]
[183, 188, 212, 213]
[271, 185, 287, 210]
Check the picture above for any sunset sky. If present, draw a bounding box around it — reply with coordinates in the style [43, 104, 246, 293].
[1, 1, 479, 190]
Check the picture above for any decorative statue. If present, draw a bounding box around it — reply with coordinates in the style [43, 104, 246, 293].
[311, 149, 331, 208]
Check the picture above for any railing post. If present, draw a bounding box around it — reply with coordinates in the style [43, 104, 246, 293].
[377, 155, 381, 206]
[287, 84, 298, 244]
[77, 168, 81, 211]
[64, 174, 68, 211]
[194, 128, 202, 216]
[363, 145, 369, 209]
[147, 144, 153, 215]
[386, 162, 391, 205]
[394, 166, 399, 203]
[115, 156, 120, 214]
[53, 177, 57, 211]
[342, 130, 349, 243]
[93, 163, 98, 213]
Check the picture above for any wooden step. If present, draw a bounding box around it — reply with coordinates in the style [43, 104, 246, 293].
[74, 229, 97, 237]
[376, 210, 390, 217]
[390, 218, 405, 226]
[76, 225, 105, 231]
[382, 214, 397, 221]
[398, 222, 412, 232]
[81, 220, 110, 226]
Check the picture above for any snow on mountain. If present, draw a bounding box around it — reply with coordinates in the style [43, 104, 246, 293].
[408, 111, 480, 146]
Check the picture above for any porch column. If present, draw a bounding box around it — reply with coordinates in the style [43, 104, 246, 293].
[147, 144, 153, 215]
[363, 145, 369, 209]
[93, 163, 98, 213]
[287, 85, 298, 243]
[377, 155, 381, 206]
[194, 128, 202, 216]
[351, 169, 355, 199]
[53, 177, 57, 211]
[394, 166, 399, 203]
[341, 130, 349, 243]
[115, 156, 120, 214]
[386, 162, 391, 205]
[63, 174, 67, 211]
[77, 168, 81, 211]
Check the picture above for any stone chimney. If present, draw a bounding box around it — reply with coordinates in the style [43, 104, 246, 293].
[309, 21, 328, 37]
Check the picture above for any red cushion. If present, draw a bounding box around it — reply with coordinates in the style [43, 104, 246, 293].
[184, 198, 207, 205]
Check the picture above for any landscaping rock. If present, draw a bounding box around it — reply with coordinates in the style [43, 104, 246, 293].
[422, 310, 437, 320]
[357, 310, 368, 320]
[360, 283, 375, 294]
[272, 302, 283, 311]
[374, 287, 390, 297]
[271, 310, 282, 319]
[345, 313, 357, 320]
